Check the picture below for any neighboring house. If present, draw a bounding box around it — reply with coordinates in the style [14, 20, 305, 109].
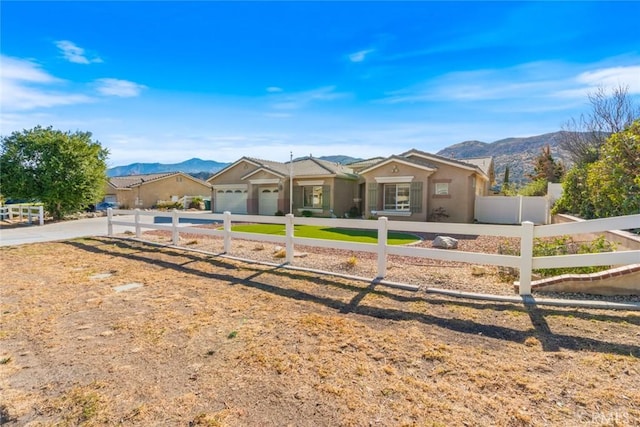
[358, 149, 494, 223]
[207, 157, 359, 217]
[104, 172, 212, 209]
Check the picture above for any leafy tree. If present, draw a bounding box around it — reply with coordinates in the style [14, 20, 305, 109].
[560, 85, 639, 165]
[518, 178, 548, 197]
[0, 126, 109, 220]
[501, 165, 512, 194]
[528, 145, 564, 183]
[587, 120, 640, 217]
[554, 120, 640, 218]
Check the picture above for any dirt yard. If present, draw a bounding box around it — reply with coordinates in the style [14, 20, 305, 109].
[1, 236, 639, 426]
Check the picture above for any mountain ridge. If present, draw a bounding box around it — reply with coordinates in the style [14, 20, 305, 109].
[108, 131, 574, 184]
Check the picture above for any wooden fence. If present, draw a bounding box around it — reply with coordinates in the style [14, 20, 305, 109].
[107, 209, 640, 296]
[0, 205, 44, 225]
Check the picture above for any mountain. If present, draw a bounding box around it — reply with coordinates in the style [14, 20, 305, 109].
[107, 158, 229, 177]
[107, 133, 574, 185]
[437, 131, 573, 185]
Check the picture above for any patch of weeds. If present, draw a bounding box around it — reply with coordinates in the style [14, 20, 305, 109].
[190, 412, 226, 426]
[252, 244, 265, 251]
[58, 384, 107, 425]
[205, 349, 216, 356]
[227, 330, 238, 339]
[186, 239, 199, 246]
[0, 357, 12, 364]
[470, 266, 487, 277]
[273, 248, 287, 259]
[422, 345, 449, 362]
[524, 336, 541, 347]
[345, 255, 357, 268]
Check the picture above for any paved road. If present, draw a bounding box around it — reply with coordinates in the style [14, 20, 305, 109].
[0, 215, 149, 247]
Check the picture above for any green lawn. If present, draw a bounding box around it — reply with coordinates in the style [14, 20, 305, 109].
[231, 223, 419, 245]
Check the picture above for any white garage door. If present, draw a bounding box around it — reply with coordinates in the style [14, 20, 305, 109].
[215, 189, 247, 214]
[259, 188, 279, 216]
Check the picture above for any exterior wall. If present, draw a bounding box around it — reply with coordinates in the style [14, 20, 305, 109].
[112, 176, 211, 209]
[361, 161, 432, 222]
[426, 162, 476, 223]
[332, 177, 358, 218]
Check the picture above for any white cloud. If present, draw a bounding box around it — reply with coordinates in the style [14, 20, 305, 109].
[0, 55, 93, 111]
[95, 78, 147, 97]
[576, 65, 640, 93]
[266, 86, 283, 93]
[55, 40, 103, 64]
[270, 86, 348, 110]
[348, 49, 374, 63]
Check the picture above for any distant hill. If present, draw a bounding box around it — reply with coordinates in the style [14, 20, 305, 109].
[108, 155, 363, 178]
[437, 131, 573, 185]
[107, 158, 229, 177]
[107, 134, 576, 186]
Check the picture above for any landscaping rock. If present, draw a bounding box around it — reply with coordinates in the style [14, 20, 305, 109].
[433, 235, 458, 249]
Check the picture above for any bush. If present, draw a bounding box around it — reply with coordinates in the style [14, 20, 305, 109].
[156, 201, 182, 210]
[499, 235, 616, 278]
[301, 210, 313, 217]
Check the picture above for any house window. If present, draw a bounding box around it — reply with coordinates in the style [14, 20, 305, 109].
[384, 183, 410, 211]
[302, 186, 323, 208]
[435, 183, 449, 195]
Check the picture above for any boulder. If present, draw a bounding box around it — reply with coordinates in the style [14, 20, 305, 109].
[433, 235, 458, 249]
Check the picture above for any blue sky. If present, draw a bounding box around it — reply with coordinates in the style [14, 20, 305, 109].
[1, 1, 639, 167]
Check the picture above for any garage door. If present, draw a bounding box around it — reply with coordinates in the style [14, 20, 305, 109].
[259, 188, 279, 215]
[215, 189, 247, 214]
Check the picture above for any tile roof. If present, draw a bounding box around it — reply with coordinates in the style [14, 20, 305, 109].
[109, 172, 180, 189]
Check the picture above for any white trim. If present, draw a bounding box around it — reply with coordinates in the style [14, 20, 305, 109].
[249, 178, 280, 184]
[371, 210, 412, 217]
[374, 176, 414, 184]
[297, 180, 325, 186]
[212, 184, 248, 190]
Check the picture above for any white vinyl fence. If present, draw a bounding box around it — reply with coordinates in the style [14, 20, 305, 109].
[107, 209, 640, 297]
[0, 204, 44, 225]
[475, 195, 550, 224]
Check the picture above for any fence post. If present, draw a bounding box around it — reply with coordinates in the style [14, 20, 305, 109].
[285, 213, 294, 264]
[376, 216, 388, 279]
[38, 206, 44, 226]
[107, 208, 113, 236]
[135, 209, 141, 238]
[27, 207, 32, 225]
[223, 211, 232, 253]
[519, 221, 535, 295]
[172, 209, 179, 245]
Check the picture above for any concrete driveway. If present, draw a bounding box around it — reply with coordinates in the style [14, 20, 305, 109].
[0, 214, 149, 247]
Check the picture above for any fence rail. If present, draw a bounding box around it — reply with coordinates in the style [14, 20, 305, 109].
[107, 209, 640, 296]
[0, 205, 44, 225]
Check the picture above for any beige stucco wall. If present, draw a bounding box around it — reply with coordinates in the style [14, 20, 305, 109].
[109, 175, 211, 209]
[362, 159, 485, 223]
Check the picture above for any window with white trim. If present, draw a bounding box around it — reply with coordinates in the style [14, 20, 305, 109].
[435, 183, 449, 195]
[302, 186, 323, 208]
[383, 183, 410, 211]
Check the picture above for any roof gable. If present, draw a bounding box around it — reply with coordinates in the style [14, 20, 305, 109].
[359, 155, 437, 175]
[109, 172, 210, 189]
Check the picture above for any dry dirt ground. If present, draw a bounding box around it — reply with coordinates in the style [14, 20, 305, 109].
[1, 235, 639, 426]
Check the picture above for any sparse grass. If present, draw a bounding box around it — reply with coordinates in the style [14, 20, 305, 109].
[1, 237, 639, 426]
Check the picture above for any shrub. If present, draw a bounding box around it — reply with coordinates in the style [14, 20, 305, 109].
[155, 201, 182, 210]
[301, 210, 313, 217]
[499, 235, 616, 278]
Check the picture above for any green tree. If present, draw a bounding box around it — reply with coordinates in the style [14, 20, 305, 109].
[0, 126, 109, 220]
[554, 120, 640, 218]
[501, 166, 512, 194]
[528, 144, 564, 183]
[587, 120, 640, 217]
